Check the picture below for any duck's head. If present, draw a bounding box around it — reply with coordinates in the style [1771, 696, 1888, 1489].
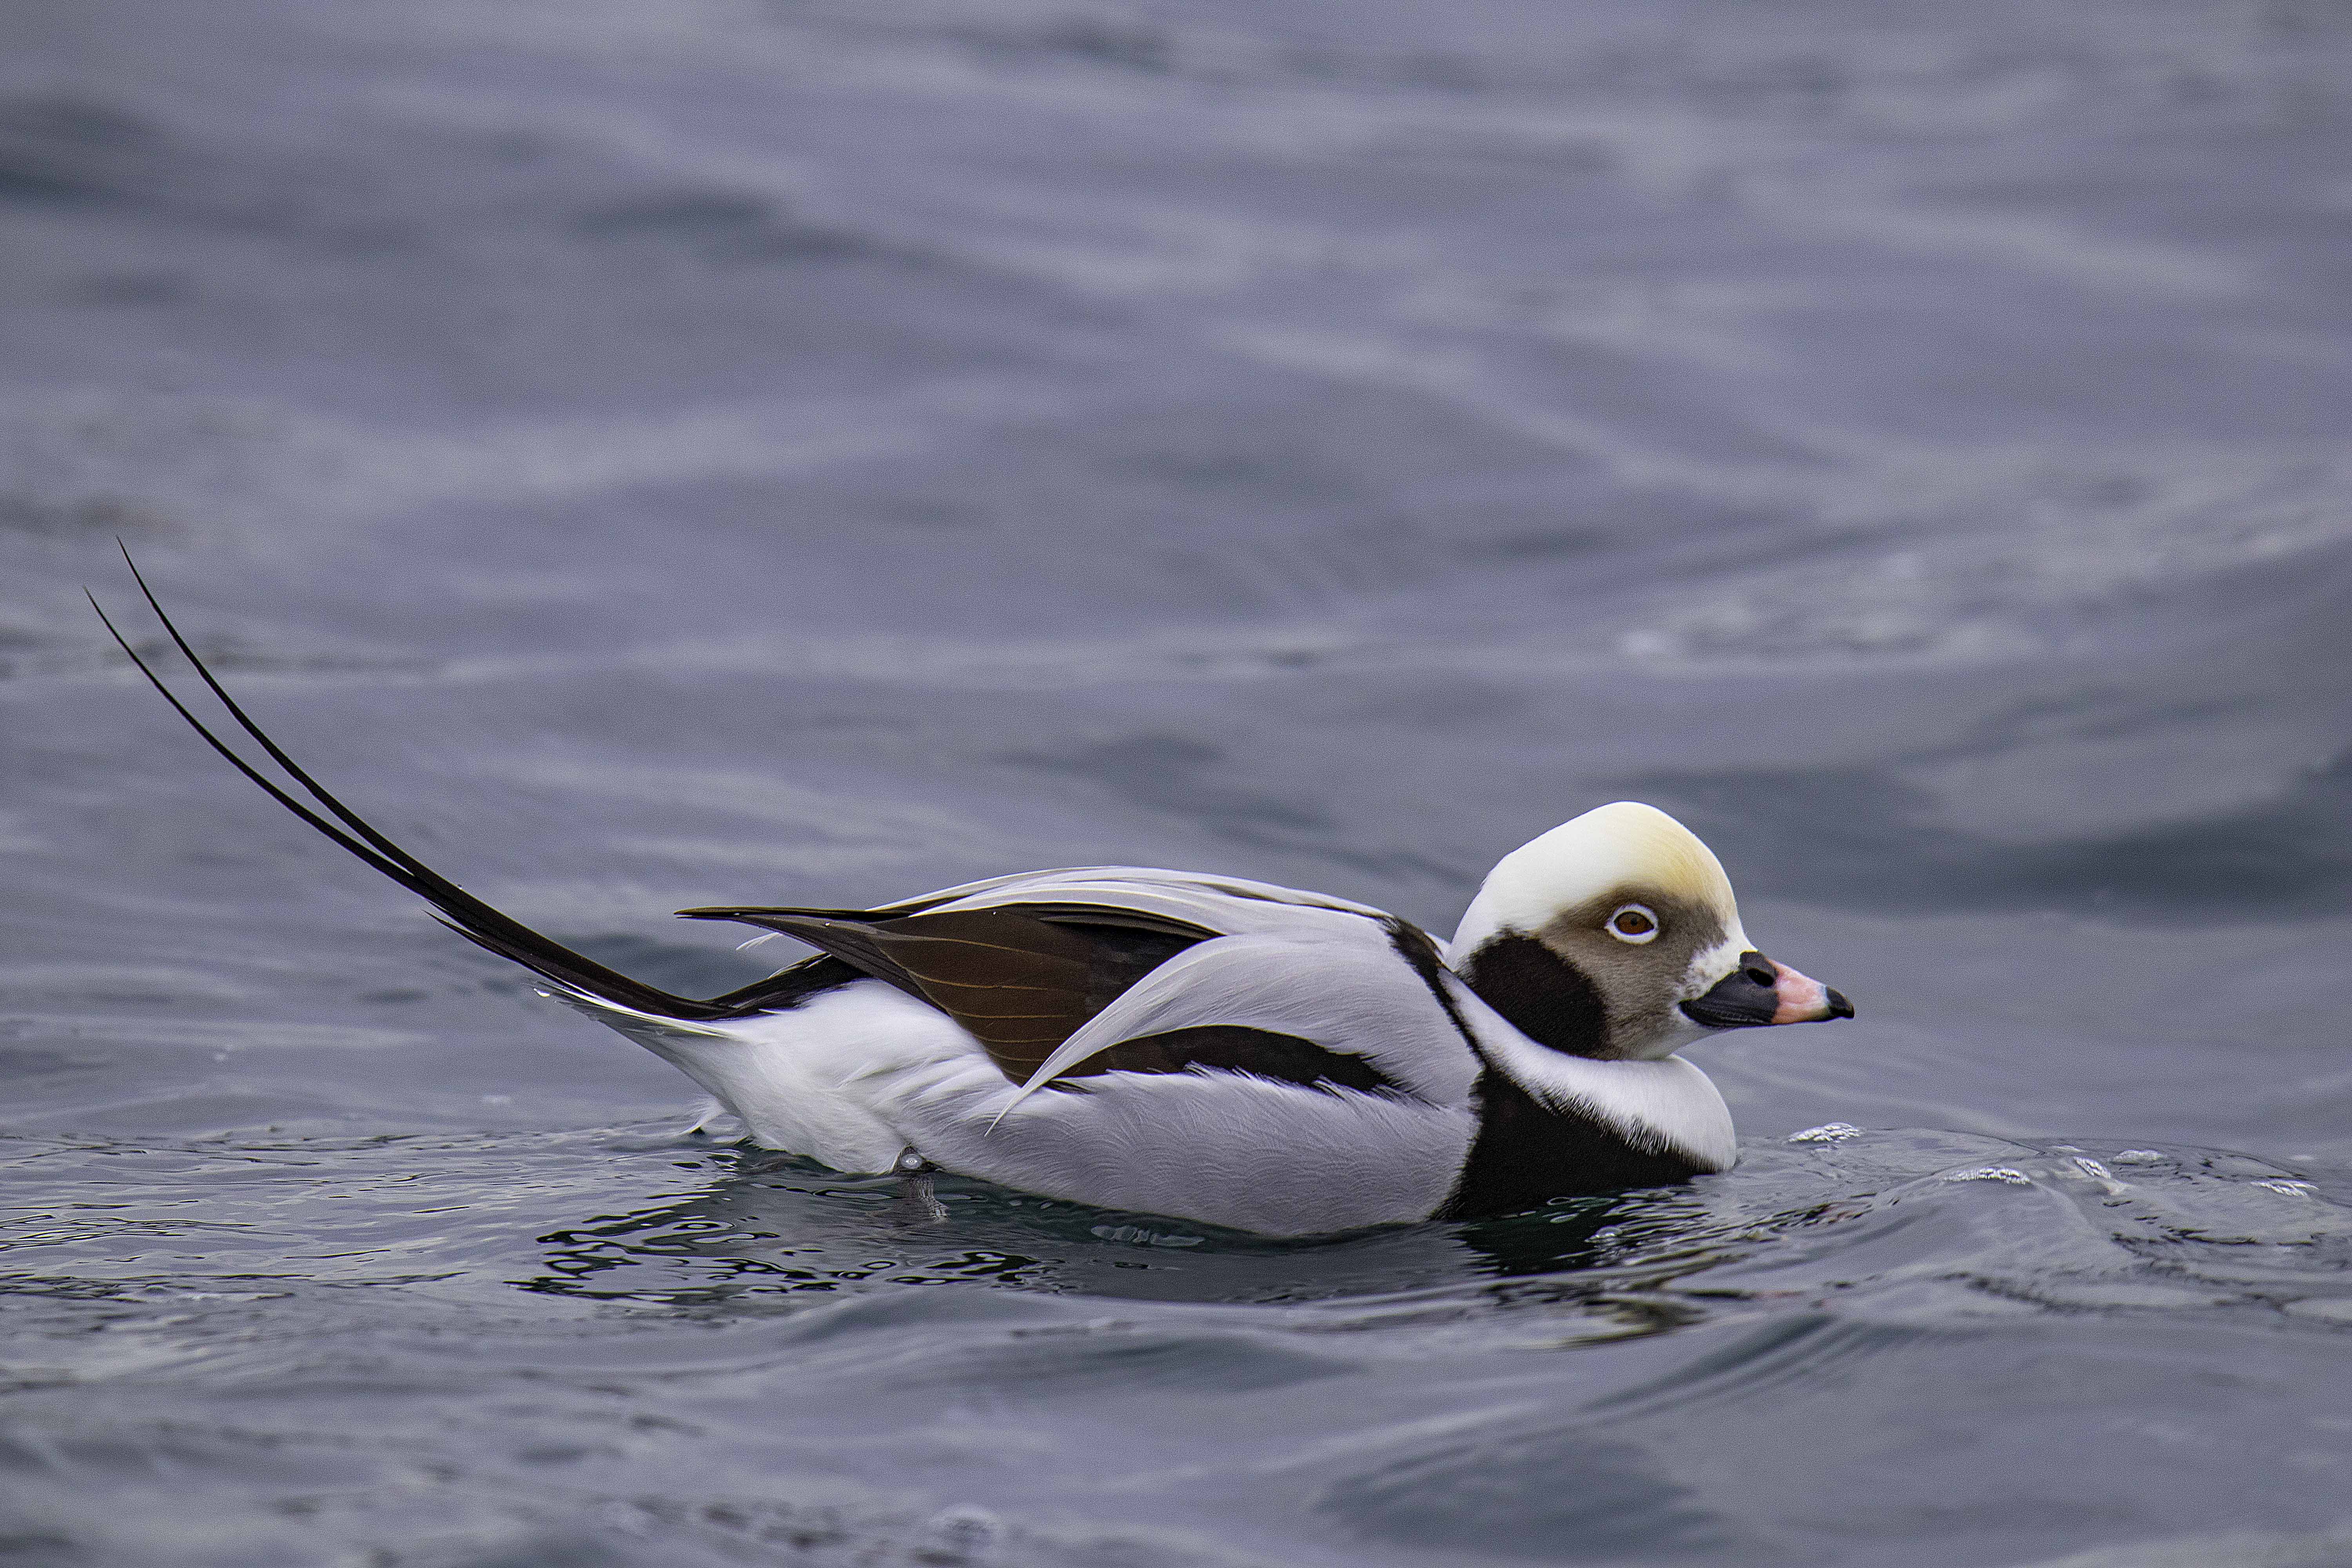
[1447, 801, 1851, 1062]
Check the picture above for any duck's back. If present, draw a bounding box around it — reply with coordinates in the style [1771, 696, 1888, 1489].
[659, 867, 1490, 1234]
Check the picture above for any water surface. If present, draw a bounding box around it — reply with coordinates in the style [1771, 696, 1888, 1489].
[5, 2, 2352, 1563]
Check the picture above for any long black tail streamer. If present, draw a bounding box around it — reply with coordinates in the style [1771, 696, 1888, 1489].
[90, 546, 739, 1021]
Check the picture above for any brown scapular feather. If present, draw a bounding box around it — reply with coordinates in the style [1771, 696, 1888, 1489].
[677, 905, 1206, 1075]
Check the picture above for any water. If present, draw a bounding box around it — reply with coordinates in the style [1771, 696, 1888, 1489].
[5, 1, 2352, 1562]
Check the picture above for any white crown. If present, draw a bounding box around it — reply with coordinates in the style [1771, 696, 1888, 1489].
[1450, 801, 1741, 959]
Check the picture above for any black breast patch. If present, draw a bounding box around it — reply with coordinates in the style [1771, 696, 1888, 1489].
[1438, 1070, 1704, 1219]
[1458, 933, 1608, 1057]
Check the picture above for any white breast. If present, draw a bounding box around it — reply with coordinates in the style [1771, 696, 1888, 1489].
[1446, 983, 1738, 1171]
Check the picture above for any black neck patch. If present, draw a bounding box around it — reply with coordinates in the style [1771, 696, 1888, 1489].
[1439, 1070, 1706, 1220]
[1459, 933, 1609, 1057]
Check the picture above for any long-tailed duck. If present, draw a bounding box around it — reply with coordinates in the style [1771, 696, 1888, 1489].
[94, 563, 1851, 1236]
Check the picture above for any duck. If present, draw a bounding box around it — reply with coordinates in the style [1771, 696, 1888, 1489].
[92, 561, 1853, 1237]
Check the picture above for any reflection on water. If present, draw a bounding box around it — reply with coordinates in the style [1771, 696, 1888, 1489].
[524, 1155, 1084, 1303]
[508, 1143, 1762, 1316]
[519, 1143, 1508, 1307]
[493, 1127, 2352, 1332]
[2, 1117, 2349, 1564]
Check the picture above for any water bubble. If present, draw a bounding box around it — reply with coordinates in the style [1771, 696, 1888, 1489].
[1089, 1224, 1203, 1247]
[1946, 1166, 2032, 1185]
[2111, 1149, 2169, 1164]
[2253, 1179, 2319, 1198]
[1788, 1122, 1863, 1144]
[913, 1504, 1002, 1565]
[2070, 1156, 2116, 1182]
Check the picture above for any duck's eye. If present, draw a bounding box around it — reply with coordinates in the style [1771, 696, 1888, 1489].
[1608, 905, 1659, 944]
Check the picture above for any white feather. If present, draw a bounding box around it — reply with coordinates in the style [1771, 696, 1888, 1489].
[1449, 985, 1737, 1171]
[880, 1051, 1476, 1236]
[998, 930, 1478, 1118]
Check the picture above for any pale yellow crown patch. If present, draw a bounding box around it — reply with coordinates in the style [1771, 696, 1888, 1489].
[1449, 801, 1740, 957]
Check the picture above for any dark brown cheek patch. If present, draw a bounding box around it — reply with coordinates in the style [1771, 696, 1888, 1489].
[1458, 934, 1610, 1058]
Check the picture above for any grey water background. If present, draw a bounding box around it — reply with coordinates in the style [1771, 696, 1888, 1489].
[4, 0, 2352, 1563]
